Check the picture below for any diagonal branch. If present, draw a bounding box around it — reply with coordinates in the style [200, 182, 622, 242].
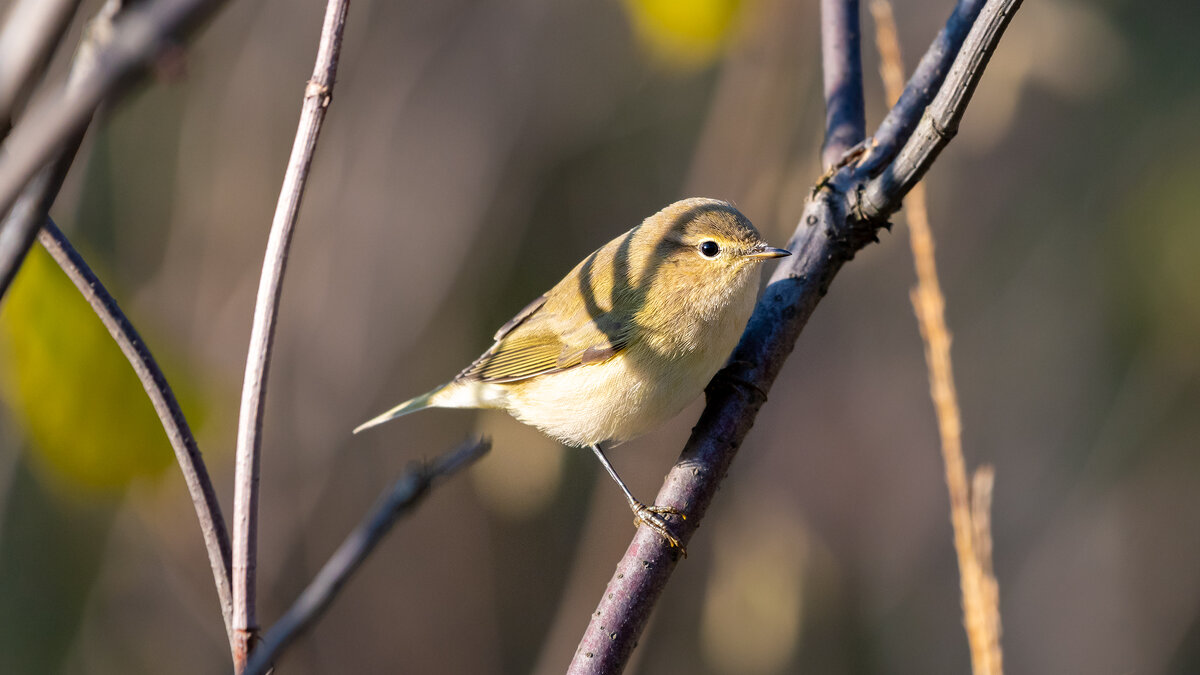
[820, 0, 866, 167]
[860, 0, 1023, 220]
[0, 0, 232, 303]
[860, 0, 987, 174]
[567, 0, 1023, 671]
[0, 0, 122, 302]
[0, 0, 82, 138]
[37, 218, 234, 648]
[241, 438, 492, 675]
[230, 0, 350, 669]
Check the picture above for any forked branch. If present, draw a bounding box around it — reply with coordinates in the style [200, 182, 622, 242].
[567, 0, 1023, 671]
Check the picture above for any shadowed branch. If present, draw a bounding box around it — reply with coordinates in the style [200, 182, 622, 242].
[820, 0, 866, 168]
[0, 0, 233, 304]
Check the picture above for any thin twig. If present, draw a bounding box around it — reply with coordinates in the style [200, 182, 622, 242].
[861, 0, 1024, 220]
[0, 0, 231, 301]
[820, 0, 866, 168]
[860, 0, 987, 174]
[36, 218, 234, 647]
[241, 438, 492, 675]
[567, 0, 1023, 671]
[230, 0, 350, 669]
[0, 0, 82, 138]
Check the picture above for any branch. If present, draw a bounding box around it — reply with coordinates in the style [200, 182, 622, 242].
[820, 0, 866, 167]
[860, 0, 987, 174]
[860, 0, 1023, 220]
[0, 0, 82, 138]
[230, 0, 350, 669]
[567, 0, 1023, 671]
[241, 438, 492, 675]
[0, 0, 231, 303]
[0, 0, 121, 302]
[36, 218, 234, 647]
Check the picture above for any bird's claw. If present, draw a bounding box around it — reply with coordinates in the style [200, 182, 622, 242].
[632, 502, 688, 557]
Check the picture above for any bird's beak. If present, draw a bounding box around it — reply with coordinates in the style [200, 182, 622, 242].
[744, 245, 791, 260]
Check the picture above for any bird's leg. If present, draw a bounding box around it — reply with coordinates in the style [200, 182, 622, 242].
[589, 443, 687, 556]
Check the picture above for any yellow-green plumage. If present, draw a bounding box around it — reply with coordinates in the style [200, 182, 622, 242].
[355, 197, 788, 448]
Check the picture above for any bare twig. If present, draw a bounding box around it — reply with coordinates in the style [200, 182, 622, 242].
[230, 0, 350, 669]
[0, 0, 231, 304]
[241, 438, 492, 675]
[860, 0, 987, 174]
[0, 0, 82, 137]
[568, 0, 1023, 671]
[861, 0, 1023, 220]
[36, 218, 234, 647]
[820, 0, 866, 167]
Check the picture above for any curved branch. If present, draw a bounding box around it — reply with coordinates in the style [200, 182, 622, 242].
[37, 219, 234, 646]
[567, 0, 1023, 671]
[230, 0, 350, 668]
[241, 438, 491, 675]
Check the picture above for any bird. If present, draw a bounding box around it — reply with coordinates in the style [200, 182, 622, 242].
[355, 198, 789, 552]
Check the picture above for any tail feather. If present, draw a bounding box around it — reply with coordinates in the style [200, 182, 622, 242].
[353, 390, 438, 434]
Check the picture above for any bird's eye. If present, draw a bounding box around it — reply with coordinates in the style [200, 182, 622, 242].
[699, 240, 720, 258]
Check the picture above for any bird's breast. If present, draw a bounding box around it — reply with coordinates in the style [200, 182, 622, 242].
[504, 276, 758, 447]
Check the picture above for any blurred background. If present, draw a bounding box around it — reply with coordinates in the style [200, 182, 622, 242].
[0, 0, 1196, 672]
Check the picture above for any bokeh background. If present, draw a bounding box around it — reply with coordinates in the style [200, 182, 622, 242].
[0, 0, 1197, 672]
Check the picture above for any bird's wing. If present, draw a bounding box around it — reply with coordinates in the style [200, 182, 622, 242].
[457, 295, 633, 384]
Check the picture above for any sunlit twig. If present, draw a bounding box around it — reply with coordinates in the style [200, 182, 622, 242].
[230, 0, 350, 669]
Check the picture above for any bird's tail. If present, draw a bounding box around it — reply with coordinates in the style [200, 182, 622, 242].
[353, 389, 440, 434]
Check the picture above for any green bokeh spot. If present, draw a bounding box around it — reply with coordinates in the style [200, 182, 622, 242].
[0, 243, 206, 494]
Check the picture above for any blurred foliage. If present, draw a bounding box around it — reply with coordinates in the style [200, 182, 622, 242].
[1111, 161, 1200, 359]
[0, 458, 115, 675]
[621, 0, 752, 68]
[0, 244, 206, 494]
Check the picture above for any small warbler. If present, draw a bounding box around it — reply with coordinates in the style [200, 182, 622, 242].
[355, 198, 789, 551]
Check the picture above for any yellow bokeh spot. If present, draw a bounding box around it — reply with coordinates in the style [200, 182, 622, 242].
[701, 491, 807, 674]
[622, 0, 752, 69]
[469, 409, 563, 519]
[0, 244, 206, 494]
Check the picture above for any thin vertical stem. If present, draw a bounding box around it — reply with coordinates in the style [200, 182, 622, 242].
[870, 2, 1003, 672]
[230, 0, 350, 669]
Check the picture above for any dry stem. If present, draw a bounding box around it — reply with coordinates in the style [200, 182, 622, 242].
[870, 2, 1003, 673]
[230, 0, 350, 669]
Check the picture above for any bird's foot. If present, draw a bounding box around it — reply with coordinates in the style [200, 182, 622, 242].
[631, 502, 688, 558]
